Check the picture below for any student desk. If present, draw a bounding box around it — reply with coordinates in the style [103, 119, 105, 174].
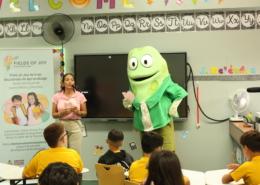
[229, 122, 253, 147]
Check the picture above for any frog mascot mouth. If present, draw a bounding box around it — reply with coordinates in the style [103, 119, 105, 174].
[122, 46, 188, 151]
[130, 72, 158, 82]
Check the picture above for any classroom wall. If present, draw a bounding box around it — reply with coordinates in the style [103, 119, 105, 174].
[1, 0, 260, 180]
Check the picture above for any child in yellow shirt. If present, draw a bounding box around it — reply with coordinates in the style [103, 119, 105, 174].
[222, 130, 260, 185]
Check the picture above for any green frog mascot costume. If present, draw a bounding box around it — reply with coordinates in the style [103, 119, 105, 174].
[122, 46, 188, 151]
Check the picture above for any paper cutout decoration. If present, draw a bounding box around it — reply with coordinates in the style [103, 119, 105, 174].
[0, 0, 3, 9]
[192, 0, 199, 4]
[97, 0, 115, 9]
[165, 0, 170, 5]
[218, 0, 224, 4]
[48, 0, 63, 10]
[147, 0, 154, 5]
[69, 0, 90, 8]
[29, 0, 39, 12]
[10, 0, 21, 12]
[176, 0, 184, 5]
[123, 0, 134, 8]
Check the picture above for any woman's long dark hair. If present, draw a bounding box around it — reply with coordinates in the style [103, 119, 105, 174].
[145, 150, 185, 185]
[27, 92, 41, 106]
[60, 73, 76, 92]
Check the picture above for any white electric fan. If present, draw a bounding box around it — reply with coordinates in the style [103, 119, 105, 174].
[230, 89, 250, 121]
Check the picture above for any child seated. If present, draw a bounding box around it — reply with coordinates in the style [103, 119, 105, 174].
[129, 132, 163, 183]
[144, 150, 190, 185]
[98, 129, 134, 171]
[222, 130, 260, 185]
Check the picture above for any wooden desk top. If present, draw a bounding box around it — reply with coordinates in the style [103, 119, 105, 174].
[229, 122, 254, 147]
[230, 122, 254, 133]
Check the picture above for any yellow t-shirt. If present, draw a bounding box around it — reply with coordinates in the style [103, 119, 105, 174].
[129, 156, 149, 183]
[231, 156, 260, 185]
[23, 147, 83, 178]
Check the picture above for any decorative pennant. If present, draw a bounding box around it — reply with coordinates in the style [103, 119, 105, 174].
[69, 0, 90, 8]
[10, 0, 21, 12]
[48, 0, 63, 10]
[123, 0, 134, 8]
[176, 0, 184, 5]
[192, 0, 199, 5]
[29, 0, 39, 12]
[204, 0, 209, 2]
[218, 0, 224, 4]
[0, 0, 3, 9]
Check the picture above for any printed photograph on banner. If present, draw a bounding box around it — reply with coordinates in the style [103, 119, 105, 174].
[181, 13, 195, 31]
[195, 12, 210, 31]
[241, 11, 255, 30]
[257, 11, 260, 29]
[166, 13, 180, 32]
[81, 17, 94, 35]
[0, 21, 4, 38]
[95, 16, 108, 34]
[30, 19, 43, 37]
[210, 12, 225, 30]
[137, 14, 151, 33]
[225, 11, 240, 30]
[109, 16, 123, 34]
[0, 49, 56, 165]
[18, 20, 31, 37]
[4, 20, 17, 38]
[123, 15, 137, 33]
[3, 93, 49, 126]
[151, 14, 166, 32]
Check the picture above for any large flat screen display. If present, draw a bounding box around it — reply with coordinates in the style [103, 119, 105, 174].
[74, 53, 187, 121]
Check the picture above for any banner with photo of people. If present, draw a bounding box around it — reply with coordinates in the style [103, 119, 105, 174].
[0, 48, 59, 166]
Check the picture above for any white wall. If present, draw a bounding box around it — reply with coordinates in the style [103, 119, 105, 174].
[1, 1, 260, 180]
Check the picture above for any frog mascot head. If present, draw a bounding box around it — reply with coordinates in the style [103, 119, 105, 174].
[127, 46, 169, 101]
[122, 46, 188, 151]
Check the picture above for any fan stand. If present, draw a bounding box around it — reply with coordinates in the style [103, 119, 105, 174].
[230, 111, 244, 122]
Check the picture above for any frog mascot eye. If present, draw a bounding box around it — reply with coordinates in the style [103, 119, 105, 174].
[122, 46, 188, 151]
[140, 55, 153, 68]
[128, 57, 138, 70]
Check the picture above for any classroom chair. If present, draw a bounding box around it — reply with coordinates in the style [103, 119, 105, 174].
[95, 163, 125, 185]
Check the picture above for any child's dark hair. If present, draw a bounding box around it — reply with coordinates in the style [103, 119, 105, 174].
[61, 73, 76, 92]
[145, 150, 184, 185]
[240, 130, 260, 152]
[107, 129, 124, 142]
[44, 123, 65, 147]
[11, 95, 22, 102]
[27, 92, 41, 106]
[39, 162, 79, 185]
[141, 132, 163, 153]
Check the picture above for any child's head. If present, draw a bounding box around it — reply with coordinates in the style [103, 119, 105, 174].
[145, 150, 184, 185]
[107, 129, 124, 149]
[27, 92, 40, 106]
[11, 95, 22, 106]
[240, 130, 260, 159]
[44, 123, 67, 148]
[39, 162, 79, 185]
[141, 132, 163, 154]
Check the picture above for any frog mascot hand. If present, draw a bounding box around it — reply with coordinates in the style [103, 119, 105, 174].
[122, 46, 188, 151]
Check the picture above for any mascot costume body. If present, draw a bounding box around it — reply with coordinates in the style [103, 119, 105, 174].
[122, 46, 188, 151]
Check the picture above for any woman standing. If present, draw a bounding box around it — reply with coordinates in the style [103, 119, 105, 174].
[52, 73, 87, 155]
